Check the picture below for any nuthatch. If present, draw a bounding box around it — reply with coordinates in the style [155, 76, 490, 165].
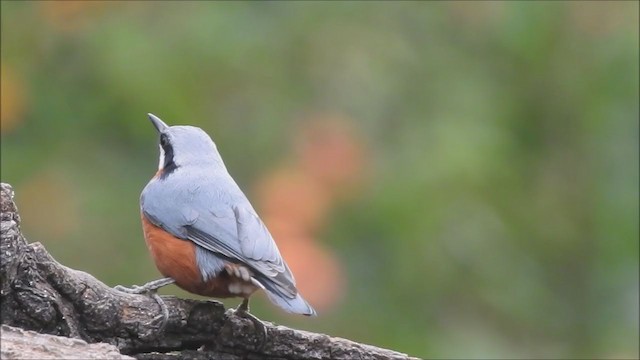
[116, 114, 316, 337]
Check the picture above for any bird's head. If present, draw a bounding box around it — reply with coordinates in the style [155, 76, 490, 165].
[148, 113, 224, 176]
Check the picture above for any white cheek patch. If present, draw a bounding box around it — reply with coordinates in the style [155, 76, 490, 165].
[158, 145, 165, 170]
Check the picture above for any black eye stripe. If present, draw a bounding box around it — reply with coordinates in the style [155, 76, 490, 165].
[160, 134, 169, 147]
[159, 134, 178, 178]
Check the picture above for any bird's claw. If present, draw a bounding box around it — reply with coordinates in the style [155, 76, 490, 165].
[114, 277, 175, 295]
[150, 292, 170, 333]
[114, 278, 175, 337]
[226, 299, 268, 350]
[114, 284, 144, 294]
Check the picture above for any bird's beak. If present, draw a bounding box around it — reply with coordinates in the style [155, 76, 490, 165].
[148, 113, 169, 133]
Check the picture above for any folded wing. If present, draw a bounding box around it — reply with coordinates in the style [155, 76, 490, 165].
[141, 179, 315, 315]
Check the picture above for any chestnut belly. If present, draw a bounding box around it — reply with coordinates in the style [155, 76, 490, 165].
[141, 213, 258, 298]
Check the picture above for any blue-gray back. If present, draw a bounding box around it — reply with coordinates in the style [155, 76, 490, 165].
[140, 165, 297, 297]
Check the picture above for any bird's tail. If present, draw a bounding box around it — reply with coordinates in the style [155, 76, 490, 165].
[263, 288, 317, 316]
[251, 276, 316, 316]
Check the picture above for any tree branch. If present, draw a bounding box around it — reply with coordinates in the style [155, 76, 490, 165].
[1, 324, 134, 360]
[0, 183, 420, 360]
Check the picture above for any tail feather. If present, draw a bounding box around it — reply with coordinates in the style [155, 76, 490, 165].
[263, 288, 317, 316]
[253, 275, 316, 316]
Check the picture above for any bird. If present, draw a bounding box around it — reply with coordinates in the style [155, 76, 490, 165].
[116, 113, 316, 337]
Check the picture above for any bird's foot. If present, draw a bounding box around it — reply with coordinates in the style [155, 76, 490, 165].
[114, 277, 175, 294]
[114, 277, 175, 335]
[226, 298, 268, 349]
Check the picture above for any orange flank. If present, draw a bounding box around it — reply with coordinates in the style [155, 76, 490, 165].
[141, 214, 257, 298]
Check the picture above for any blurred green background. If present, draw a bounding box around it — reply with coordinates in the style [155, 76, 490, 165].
[1, 1, 638, 359]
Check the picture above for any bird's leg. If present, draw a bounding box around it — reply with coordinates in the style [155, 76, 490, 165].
[228, 298, 268, 348]
[236, 298, 250, 313]
[114, 277, 175, 333]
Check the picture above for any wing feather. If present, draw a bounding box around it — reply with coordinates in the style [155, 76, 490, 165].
[186, 206, 297, 297]
[142, 172, 298, 299]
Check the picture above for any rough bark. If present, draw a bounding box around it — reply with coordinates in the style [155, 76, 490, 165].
[0, 183, 420, 360]
[0, 324, 134, 360]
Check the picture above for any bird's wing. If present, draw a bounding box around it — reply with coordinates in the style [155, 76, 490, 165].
[141, 176, 298, 299]
[186, 205, 297, 298]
